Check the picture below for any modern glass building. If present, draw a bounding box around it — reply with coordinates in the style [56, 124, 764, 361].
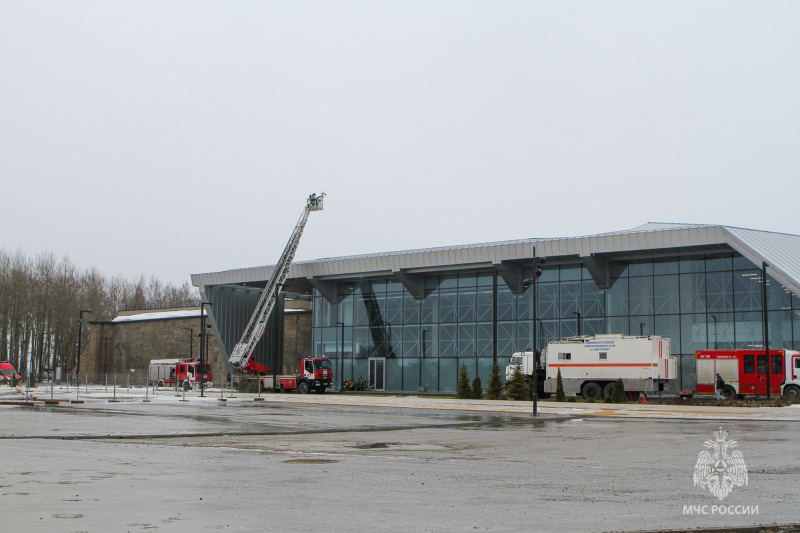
[192, 223, 800, 393]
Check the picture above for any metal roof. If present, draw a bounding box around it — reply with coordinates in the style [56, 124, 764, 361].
[191, 223, 800, 297]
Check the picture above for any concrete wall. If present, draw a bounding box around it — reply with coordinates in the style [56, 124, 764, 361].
[80, 305, 312, 384]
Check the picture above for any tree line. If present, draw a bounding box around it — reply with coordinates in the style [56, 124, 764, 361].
[0, 248, 198, 381]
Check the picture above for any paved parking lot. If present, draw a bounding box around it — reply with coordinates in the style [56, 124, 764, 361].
[1, 387, 799, 532]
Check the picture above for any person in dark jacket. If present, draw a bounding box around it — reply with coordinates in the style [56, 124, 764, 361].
[715, 373, 725, 400]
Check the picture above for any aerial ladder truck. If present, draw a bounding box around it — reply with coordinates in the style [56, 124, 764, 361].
[227, 193, 327, 387]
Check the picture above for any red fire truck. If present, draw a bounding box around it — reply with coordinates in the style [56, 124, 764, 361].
[695, 349, 800, 400]
[241, 356, 333, 394]
[149, 359, 213, 390]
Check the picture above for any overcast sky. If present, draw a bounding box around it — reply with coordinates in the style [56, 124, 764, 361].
[1, 1, 798, 286]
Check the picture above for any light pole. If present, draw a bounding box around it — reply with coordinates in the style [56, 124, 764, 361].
[184, 328, 194, 359]
[573, 312, 581, 336]
[336, 321, 344, 390]
[199, 302, 213, 397]
[76, 310, 92, 385]
[101, 337, 110, 375]
[761, 262, 771, 399]
[522, 247, 545, 417]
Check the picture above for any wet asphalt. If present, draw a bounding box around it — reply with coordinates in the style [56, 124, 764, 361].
[1, 390, 799, 532]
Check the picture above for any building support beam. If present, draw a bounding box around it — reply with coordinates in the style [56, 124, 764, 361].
[495, 261, 524, 295]
[393, 270, 425, 301]
[582, 255, 611, 290]
[309, 278, 340, 304]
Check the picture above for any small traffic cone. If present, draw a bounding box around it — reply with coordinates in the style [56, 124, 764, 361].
[642, 391, 648, 403]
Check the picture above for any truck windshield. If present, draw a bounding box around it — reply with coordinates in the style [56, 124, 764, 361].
[315, 360, 332, 370]
[510, 357, 523, 367]
[2, 369, 15, 375]
[199, 364, 211, 373]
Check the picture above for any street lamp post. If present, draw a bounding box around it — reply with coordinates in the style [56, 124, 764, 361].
[101, 337, 110, 375]
[76, 310, 92, 386]
[710, 315, 718, 349]
[522, 247, 545, 417]
[199, 302, 213, 398]
[336, 321, 344, 390]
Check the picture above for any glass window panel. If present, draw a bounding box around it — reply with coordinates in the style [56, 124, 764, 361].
[680, 273, 706, 314]
[438, 359, 457, 392]
[342, 359, 353, 383]
[653, 259, 679, 275]
[313, 295, 324, 327]
[458, 273, 477, 287]
[385, 358, 402, 390]
[560, 266, 581, 281]
[769, 310, 792, 349]
[707, 313, 734, 350]
[582, 318, 605, 337]
[734, 311, 762, 350]
[421, 293, 438, 324]
[734, 271, 762, 312]
[421, 326, 437, 358]
[386, 293, 403, 324]
[757, 354, 768, 374]
[539, 266, 558, 283]
[371, 279, 387, 294]
[424, 276, 440, 292]
[537, 283, 558, 320]
[606, 317, 629, 335]
[680, 256, 705, 274]
[497, 286, 516, 321]
[476, 288, 493, 322]
[560, 319, 577, 339]
[337, 294, 354, 327]
[629, 277, 654, 315]
[680, 354, 695, 391]
[403, 358, 420, 391]
[560, 281, 580, 318]
[386, 279, 404, 293]
[629, 261, 653, 277]
[743, 354, 755, 374]
[768, 277, 792, 310]
[655, 315, 680, 347]
[518, 291, 532, 321]
[539, 320, 559, 348]
[439, 324, 457, 357]
[654, 275, 680, 315]
[477, 323, 493, 358]
[497, 322, 516, 358]
[582, 280, 604, 317]
[771, 353, 783, 375]
[458, 290, 476, 323]
[457, 358, 477, 383]
[707, 271, 733, 313]
[606, 278, 629, 317]
[440, 275, 458, 289]
[477, 357, 495, 391]
[353, 327, 370, 358]
[793, 310, 800, 351]
[706, 255, 732, 272]
[477, 272, 493, 286]
[353, 358, 369, 382]
[403, 294, 420, 324]
[402, 326, 420, 358]
[611, 263, 628, 278]
[421, 358, 438, 391]
[439, 290, 458, 323]
[386, 324, 401, 358]
[517, 321, 533, 352]
[630, 316, 653, 337]
[681, 314, 707, 354]
[458, 324, 476, 358]
[733, 255, 758, 270]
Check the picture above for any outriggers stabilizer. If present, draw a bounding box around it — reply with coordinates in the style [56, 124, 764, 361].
[228, 193, 325, 370]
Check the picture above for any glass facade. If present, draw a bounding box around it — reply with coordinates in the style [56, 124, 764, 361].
[312, 253, 800, 392]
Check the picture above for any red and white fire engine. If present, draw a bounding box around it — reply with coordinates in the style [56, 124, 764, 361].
[241, 356, 333, 394]
[695, 349, 800, 400]
[149, 359, 213, 389]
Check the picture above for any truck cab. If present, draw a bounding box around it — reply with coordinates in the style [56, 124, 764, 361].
[0, 362, 20, 385]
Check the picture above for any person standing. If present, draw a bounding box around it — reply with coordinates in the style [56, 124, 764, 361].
[715, 373, 725, 400]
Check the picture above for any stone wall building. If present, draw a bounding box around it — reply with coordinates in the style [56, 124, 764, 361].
[79, 301, 311, 384]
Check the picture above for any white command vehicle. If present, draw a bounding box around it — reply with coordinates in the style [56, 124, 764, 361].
[506, 334, 676, 400]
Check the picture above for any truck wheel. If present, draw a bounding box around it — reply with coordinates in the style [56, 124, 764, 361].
[297, 381, 309, 394]
[602, 383, 615, 399]
[722, 385, 736, 400]
[582, 382, 602, 401]
[783, 385, 800, 402]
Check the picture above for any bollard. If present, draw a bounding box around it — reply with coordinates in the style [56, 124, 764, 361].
[144, 377, 151, 403]
[109, 373, 119, 402]
[105, 374, 108, 392]
[180, 381, 188, 402]
[219, 377, 226, 402]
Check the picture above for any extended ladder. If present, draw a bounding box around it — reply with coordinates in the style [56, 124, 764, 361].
[228, 193, 325, 369]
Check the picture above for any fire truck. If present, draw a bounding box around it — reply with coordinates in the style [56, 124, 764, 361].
[241, 356, 333, 394]
[149, 359, 212, 389]
[695, 349, 800, 400]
